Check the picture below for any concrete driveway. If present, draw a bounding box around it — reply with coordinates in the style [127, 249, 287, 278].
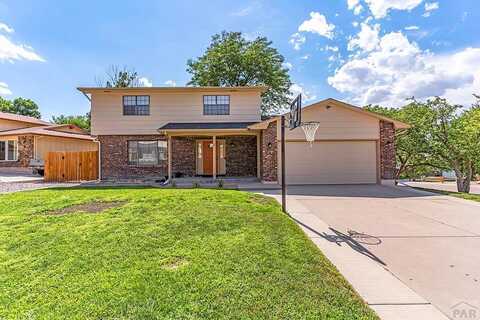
[260, 185, 480, 319]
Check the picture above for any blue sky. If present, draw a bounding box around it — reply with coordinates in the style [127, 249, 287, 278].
[0, 0, 479, 120]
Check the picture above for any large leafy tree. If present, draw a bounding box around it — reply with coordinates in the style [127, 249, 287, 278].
[431, 99, 480, 193]
[187, 31, 292, 115]
[0, 96, 41, 119]
[51, 112, 91, 131]
[368, 97, 480, 192]
[366, 102, 440, 180]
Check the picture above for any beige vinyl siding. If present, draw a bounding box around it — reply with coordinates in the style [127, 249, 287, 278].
[34, 136, 98, 161]
[283, 141, 377, 184]
[0, 119, 36, 131]
[91, 91, 262, 135]
[282, 102, 380, 141]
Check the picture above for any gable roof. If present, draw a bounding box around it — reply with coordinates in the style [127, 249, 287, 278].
[0, 125, 94, 141]
[248, 98, 410, 130]
[0, 111, 51, 126]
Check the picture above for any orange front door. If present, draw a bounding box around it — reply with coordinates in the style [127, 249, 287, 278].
[202, 140, 214, 175]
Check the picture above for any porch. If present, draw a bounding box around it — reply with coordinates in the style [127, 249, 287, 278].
[160, 122, 263, 181]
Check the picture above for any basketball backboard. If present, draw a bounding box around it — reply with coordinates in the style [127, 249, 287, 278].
[289, 94, 302, 130]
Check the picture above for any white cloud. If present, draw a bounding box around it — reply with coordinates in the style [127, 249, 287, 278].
[0, 34, 45, 63]
[290, 83, 317, 102]
[364, 0, 424, 19]
[300, 54, 311, 60]
[298, 12, 335, 39]
[164, 80, 176, 87]
[328, 31, 480, 107]
[289, 32, 305, 50]
[352, 21, 359, 27]
[0, 82, 12, 95]
[423, 2, 439, 17]
[325, 45, 339, 52]
[405, 25, 420, 31]
[282, 62, 293, 70]
[347, 0, 364, 15]
[138, 77, 153, 87]
[0, 22, 14, 33]
[348, 23, 380, 52]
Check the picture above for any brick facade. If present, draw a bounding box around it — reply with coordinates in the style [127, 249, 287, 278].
[380, 120, 396, 180]
[260, 121, 278, 182]
[222, 136, 257, 176]
[98, 135, 167, 180]
[99, 135, 258, 180]
[0, 135, 34, 168]
[171, 137, 196, 177]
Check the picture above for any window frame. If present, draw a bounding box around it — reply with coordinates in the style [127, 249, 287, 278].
[0, 139, 18, 161]
[123, 95, 150, 116]
[127, 140, 167, 166]
[203, 95, 230, 115]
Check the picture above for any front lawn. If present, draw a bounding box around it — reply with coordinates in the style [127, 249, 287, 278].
[0, 188, 377, 319]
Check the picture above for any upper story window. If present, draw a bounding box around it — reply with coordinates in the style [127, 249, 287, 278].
[123, 95, 150, 116]
[203, 95, 230, 115]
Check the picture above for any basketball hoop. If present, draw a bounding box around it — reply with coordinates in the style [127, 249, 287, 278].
[300, 121, 320, 147]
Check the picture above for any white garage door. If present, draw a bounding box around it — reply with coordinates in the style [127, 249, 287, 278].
[285, 141, 378, 184]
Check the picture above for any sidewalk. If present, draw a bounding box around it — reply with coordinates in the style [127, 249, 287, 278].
[267, 194, 449, 320]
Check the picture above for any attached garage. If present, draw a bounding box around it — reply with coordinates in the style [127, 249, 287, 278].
[285, 140, 378, 185]
[252, 98, 410, 185]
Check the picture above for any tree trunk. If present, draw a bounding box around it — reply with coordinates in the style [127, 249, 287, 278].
[454, 163, 472, 193]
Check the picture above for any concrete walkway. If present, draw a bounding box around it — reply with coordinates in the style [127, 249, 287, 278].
[262, 186, 464, 320]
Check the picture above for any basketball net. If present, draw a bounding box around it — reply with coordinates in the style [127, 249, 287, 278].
[300, 121, 320, 147]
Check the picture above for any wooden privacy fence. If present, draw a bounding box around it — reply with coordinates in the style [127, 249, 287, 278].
[44, 151, 98, 182]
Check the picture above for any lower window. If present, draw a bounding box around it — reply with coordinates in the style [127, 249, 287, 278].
[128, 140, 167, 166]
[0, 140, 17, 161]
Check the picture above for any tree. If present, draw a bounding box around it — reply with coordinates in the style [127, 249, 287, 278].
[51, 112, 91, 131]
[0, 96, 41, 119]
[366, 97, 480, 192]
[96, 65, 140, 88]
[365, 102, 440, 180]
[187, 31, 292, 115]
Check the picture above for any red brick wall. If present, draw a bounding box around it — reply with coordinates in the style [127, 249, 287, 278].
[380, 121, 396, 180]
[222, 136, 257, 176]
[98, 135, 167, 180]
[260, 121, 278, 182]
[171, 137, 196, 177]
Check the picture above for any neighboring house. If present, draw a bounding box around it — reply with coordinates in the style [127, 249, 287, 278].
[0, 112, 98, 172]
[79, 86, 409, 184]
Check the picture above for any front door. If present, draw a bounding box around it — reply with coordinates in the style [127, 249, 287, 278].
[202, 140, 214, 175]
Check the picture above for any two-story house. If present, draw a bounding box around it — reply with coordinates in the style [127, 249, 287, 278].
[79, 86, 408, 185]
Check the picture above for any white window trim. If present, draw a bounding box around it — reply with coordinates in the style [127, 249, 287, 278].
[0, 139, 18, 162]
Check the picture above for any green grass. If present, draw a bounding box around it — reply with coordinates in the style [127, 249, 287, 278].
[413, 186, 480, 202]
[0, 187, 377, 320]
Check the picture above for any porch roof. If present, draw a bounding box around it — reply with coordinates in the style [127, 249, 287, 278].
[158, 122, 258, 130]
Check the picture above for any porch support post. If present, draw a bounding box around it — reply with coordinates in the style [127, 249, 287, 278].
[256, 133, 261, 178]
[168, 135, 172, 181]
[212, 135, 217, 180]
